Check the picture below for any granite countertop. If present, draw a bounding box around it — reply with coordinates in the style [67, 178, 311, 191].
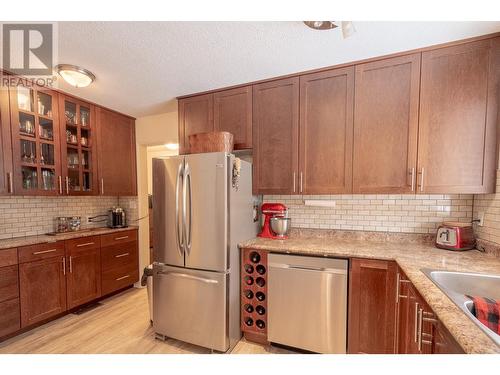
[239, 230, 500, 354]
[0, 226, 138, 250]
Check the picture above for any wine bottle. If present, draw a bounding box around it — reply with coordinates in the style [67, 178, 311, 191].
[256, 291, 265, 301]
[249, 251, 261, 263]
[256, 305, 265, 315]
[256, 277, 265, 287]
[256, 265, 266, 275]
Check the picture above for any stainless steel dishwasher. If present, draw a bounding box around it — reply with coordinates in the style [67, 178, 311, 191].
[268, 253, 348, 353]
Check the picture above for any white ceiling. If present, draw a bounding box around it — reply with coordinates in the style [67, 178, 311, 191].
[52, 21, 500, 118]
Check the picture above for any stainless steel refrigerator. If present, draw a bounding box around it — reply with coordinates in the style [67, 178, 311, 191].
[152, 152, 257, 352]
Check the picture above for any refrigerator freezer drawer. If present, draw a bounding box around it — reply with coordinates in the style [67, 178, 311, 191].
[268, 254, 348, 353]
[153, 265, 229, 352]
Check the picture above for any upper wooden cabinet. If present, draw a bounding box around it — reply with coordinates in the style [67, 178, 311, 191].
[348, 258, 397, 354]
[253, 77, 299, 195]
[9, 83, 63, 195]
[299, 67, 354, 194]
[417, 38, 499, 194]
[214, 86, 252, 149]
[0, 88, 13, 195]
[179, 86, 253, 154]
[59, 95, 98, 195]
[353, 54, 421, 193]
[178, 94, 214, 154]
[96, 107, 137, 196]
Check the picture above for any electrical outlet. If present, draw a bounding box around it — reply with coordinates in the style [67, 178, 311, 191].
[474, 211, 484, 226]
[85, 216, 92, 224]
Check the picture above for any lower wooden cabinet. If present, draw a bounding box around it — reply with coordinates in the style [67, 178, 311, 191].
[348, 258, 398, 353]
[0, 299, 20, 337]
[66, 242, 102, 310]
[0, 261, 20, 336]
[19, 256, 67, 327]
[395, 268, 464, 354]
[1, 230, 139, 340]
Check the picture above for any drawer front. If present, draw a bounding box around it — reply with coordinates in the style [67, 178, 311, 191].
[18, 242, 65, 263]
[0, 248, 18, 268]
[100, 229, 138, 247]
[101, 241, 138, 271]
[0, 298, 20, 337]
[102, 262, 139, 296]
[65, 235, 101, 254]
[0, 265, 19, 303]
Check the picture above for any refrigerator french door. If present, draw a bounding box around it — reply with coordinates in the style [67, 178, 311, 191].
[153, 152, 228, 271]
[152, 152, 255, 352]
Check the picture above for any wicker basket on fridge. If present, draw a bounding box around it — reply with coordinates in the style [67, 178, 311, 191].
[188, 131, 234, 154]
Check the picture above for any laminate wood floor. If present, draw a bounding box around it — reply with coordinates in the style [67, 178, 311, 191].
[0, 288, 295, 354]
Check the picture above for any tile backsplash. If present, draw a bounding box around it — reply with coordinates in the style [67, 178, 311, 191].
[473, 171, 500, 245]
[0, 196, 139, 240]
[263, 194, 473, 234]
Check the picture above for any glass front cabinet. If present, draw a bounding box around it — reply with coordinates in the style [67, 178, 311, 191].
[9, 82, 62, 195]
[58, 95, 98, 195]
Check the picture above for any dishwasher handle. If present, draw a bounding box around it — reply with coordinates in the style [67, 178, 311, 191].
[269, 262, 348, 275]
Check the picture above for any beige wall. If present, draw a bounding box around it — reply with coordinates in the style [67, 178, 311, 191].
[135, 110, 178, 146]
[135, 107, 179, 280]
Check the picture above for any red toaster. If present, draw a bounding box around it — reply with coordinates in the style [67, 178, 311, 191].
[435, 222, 475, 251]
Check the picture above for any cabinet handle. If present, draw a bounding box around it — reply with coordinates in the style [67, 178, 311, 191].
[396, 274, 411, 302]
[7, 172, 13, 194]
[33, 249, 57, 255]
[414, 302, 419, 343]
[396, 273, 400, 303]
[116, 274, 130, 281]
[115, 252, 129, 258]
[114, 236, 129, 240]
[69, 256, 73, 273]
[58, 176, 63, 195]
[410, 168, 415, 192]
[422, 317, 439, 324]
[101, 178, 104, 195]
[65, 176, 70, 195]
[419, 168, 424, 192]
[62, 257, 66, 275]
[300, 172, 303, 193]
[417, 308, 424, 351]
[293, 172, 296, 193]
[76, 242, 95, 247]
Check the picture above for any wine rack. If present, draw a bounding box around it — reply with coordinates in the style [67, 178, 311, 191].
[241, 248, 268, 344]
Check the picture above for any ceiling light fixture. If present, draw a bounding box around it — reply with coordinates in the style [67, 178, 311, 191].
[55, 64, 96, 88]
[164, 143, 179, 150]
[303, 21, 356, 38]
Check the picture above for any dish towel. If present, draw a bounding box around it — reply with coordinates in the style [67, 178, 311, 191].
[467, 295, 500, 335]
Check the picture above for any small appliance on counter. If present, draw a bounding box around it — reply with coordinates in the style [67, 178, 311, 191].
[258, 203, 291, 239]
[108, 206, 127, 228]
[435, 222, 475, 251]
[54, 216, 81, 233]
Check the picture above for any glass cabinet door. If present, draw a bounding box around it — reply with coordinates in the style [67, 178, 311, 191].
[9, 83, 61, 195]
[60, 96, 97, 195]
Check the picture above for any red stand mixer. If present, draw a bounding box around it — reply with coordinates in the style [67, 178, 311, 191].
[258, 203, 289, 239]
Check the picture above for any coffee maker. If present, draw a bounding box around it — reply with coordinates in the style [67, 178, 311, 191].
[258, 203, 288, 239]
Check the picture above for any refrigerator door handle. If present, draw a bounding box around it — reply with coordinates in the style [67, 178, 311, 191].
[186, 164, 193, 252]
[175, 162, 184, 255]
[158, 270, 219, 284]
[183, 161, 192, 255]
